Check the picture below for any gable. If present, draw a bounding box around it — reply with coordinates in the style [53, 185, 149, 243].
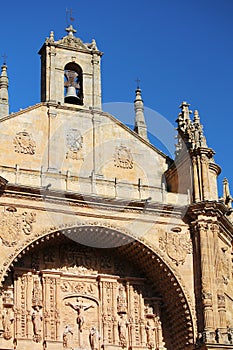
[0, 104, 168, 201]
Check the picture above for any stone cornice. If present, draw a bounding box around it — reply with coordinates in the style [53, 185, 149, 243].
[187, 200, 233, 239]
[1, 183, 187, 218]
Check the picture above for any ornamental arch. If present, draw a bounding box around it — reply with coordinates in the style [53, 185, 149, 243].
[0, 225, 195, 350]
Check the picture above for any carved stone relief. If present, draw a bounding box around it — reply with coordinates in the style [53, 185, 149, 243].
[114, 145, 134, 169]
[13, 131, 36, 155]
[0, 208, 36, 246]
[5, 241, 167, 349]
[66, 128, 83, 160]
[220, 247, 231, 285]
[159, 229, 192, 265]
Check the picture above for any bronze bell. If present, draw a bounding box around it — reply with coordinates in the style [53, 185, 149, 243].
[65, 86, 80, 104]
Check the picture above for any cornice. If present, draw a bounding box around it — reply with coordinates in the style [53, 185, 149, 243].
[187, 200, 233, 239]
[1, 183, 187, 219]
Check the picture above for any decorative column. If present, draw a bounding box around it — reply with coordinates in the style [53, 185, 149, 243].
[192, 157, 200, 202]
[200, 153, 210, 201]
[211, 222, 228, 343]
[196, 221, 215, 341]
[112, 282, 118, 344]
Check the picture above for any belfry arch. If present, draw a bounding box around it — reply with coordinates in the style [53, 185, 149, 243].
[1, 225, 195, 350]
[64, 62, 84, 105]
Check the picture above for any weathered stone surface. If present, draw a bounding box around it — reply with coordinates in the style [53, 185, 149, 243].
[0, 26, 232, 350]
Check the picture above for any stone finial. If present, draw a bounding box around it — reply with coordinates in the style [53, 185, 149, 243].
[191, 110, 207, 149]
[65, 25, 77, 37]
[223, 178, 232, 209]
[176, 101, 192, 132]
[134, 86, 148, 141]
[175, 104, 208, 156]
[49, 31, 54, 42]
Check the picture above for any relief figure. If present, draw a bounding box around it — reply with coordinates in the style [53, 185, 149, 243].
[66, 298, 94, 332]
[118, 314, 129, 347]
[89, 326, 100, 350]
[2, 308, 14, 340]
[32, 305, 43, 342]
[63, 325, 73, 348]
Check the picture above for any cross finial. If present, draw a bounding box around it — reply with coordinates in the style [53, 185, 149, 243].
[135, 78, 141, 90]
[2, 53, 7, 65]
[65, 24, 77, 37]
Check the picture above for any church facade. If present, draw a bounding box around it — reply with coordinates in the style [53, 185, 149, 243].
[0, 25, 232, 350]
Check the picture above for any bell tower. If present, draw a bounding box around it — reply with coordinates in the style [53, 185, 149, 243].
[38, 25, 103, 109]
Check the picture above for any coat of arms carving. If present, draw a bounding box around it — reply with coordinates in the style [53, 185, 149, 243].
[114, 145, 133, 169]
[159, 230, 192, 266]
[13, 131, 36, 155]
[66, 128, 83, 160]
[0, 209, 36, 246]
[0, 210, 21, 247]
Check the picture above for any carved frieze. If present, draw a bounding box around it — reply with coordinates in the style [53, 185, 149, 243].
[13, 131, 36, 155]
[114, 145, 134, 169]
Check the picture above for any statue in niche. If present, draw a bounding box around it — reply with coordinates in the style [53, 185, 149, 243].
[32, 279, 42, 307]
[145, 320, 155, 349]
[89, 326, 100, 350]
[65, 298, 94, 332]
[154, 315, 164, 349]
[2, 308, 14, 340]
[118, 314, 129, 348]
[32, 305, 43, 342]
[117, 285, 127, 314]
[63, 325, 73, 348]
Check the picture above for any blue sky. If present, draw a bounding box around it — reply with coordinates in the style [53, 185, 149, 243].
[0, 0, 232, 197]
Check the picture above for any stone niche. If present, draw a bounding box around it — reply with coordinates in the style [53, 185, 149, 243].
[0, 238, 167, 350]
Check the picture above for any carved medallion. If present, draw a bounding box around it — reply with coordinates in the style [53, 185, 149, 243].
[13, 131, 36, 155]
[66, 128, 83, 160]
[0, 210, 21, 246]
[114, 145, 133, 169]
[159, 231, 192, 266]
[0, 209, 36, 246]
